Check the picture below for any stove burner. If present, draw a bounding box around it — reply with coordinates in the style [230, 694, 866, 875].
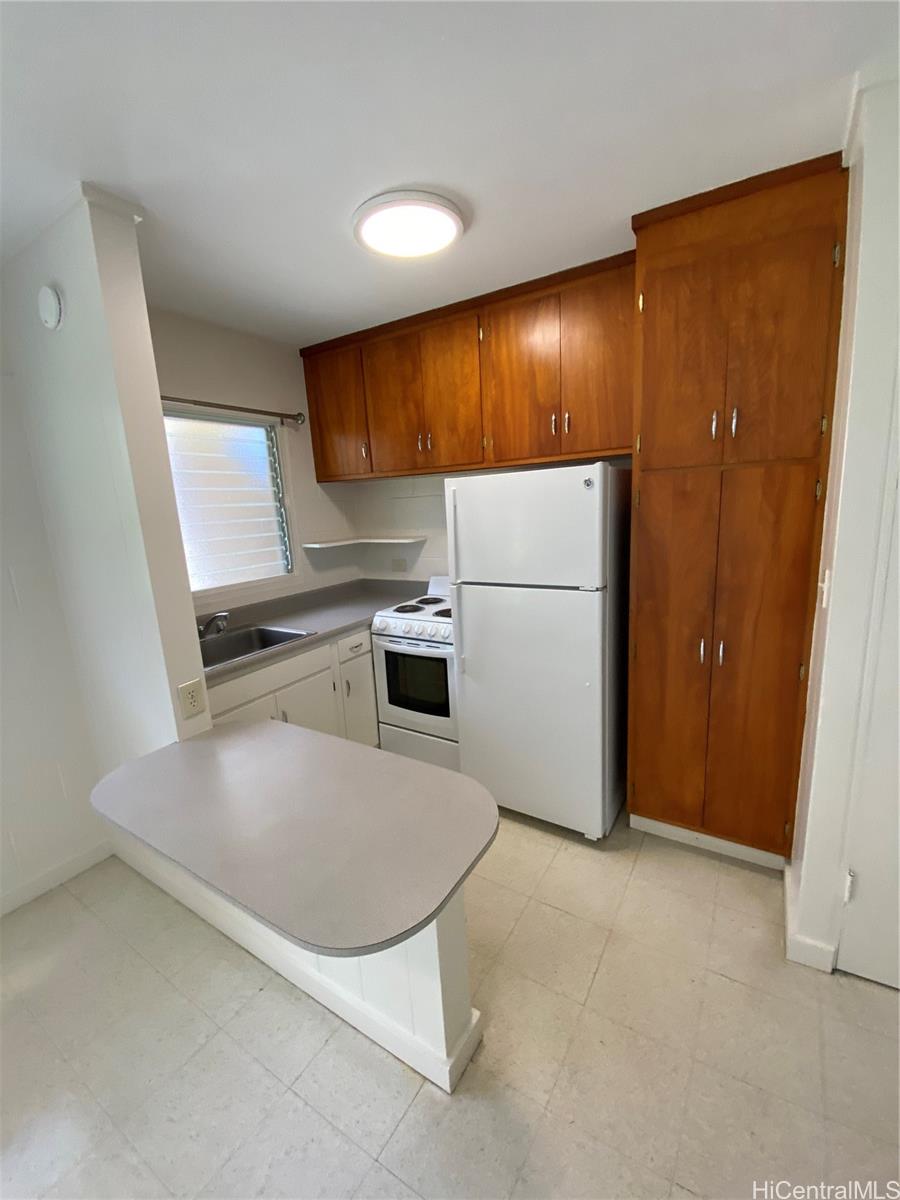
[415, 596, 445, 606]
[394, 603, 425, 614]
[434, 607, 452, 618]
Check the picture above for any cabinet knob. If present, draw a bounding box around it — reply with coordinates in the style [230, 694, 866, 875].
[718, 640, 725, 667]
[730, 407, 739, 438]
[711, 411, 718, 440]
[699, 637, 705, 665]
[564, 411, 570, 435]
[427, 432, 432, 452]
[361, 442, 368, 460]
[345, 679, 351, 697]
[417, 432, 423, 452]
[551, 413, 558, 437]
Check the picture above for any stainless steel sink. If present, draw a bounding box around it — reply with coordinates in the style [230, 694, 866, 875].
[199, 626, 314, 669]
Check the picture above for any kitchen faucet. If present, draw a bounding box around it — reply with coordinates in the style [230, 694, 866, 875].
[198, 611, 229, 638]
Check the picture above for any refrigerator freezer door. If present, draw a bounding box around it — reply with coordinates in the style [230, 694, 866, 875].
[453, 584, 613, 838]
[447, 462, 608, 589]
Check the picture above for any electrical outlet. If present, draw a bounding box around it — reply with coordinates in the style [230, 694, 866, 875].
[177, 678, 207, 720]
[391, 557, 408, 572]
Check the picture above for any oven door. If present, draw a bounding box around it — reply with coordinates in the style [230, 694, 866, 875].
[372, 635, 458, 742]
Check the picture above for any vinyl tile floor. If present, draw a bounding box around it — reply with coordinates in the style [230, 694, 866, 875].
[2, 810, 897, 1199]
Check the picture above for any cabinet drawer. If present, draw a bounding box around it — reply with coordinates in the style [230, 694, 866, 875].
[337, 629, 371, 663]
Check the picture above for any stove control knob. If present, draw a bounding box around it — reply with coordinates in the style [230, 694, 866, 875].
[441, 627, 451, 641]
[427, 625, 437, 638]
[402, 622, 412, 634]
[373, 618, 386, 632]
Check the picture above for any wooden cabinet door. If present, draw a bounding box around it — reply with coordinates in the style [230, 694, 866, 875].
[277, 668, 343, 736]
[724, 226, 836, 464]
[482, 294, 560, 462]
[362, 331, 425, 473]
[560, 266, 634, 453]
[703, 463, 819, 853]
[339, 653, 379, 746]
[640, 256, 727, 469]
[304, 347, 372, 479]
[420, 315, 483, 468]
[630, 469, 721, 826]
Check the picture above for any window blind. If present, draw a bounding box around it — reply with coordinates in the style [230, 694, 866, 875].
[164, 414, 292, 592]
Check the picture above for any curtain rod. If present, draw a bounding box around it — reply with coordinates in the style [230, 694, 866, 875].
[161, 394, 306, 426]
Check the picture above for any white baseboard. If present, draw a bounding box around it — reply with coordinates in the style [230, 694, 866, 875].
[783, 861, 837, 973]
[629, 816, 785, 870]
[1, 840, 112, 915]
[111, 829, 481, 1092]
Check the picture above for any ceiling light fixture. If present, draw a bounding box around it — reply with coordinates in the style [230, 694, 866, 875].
[352, 190, 464, 258]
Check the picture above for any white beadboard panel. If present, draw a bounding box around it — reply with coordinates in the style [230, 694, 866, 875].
[110, 828, 482, 1091]
[316, 952, 364, 998]
[361, 942, 414, 1031]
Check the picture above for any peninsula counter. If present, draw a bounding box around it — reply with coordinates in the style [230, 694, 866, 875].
[91, 720, 498, 1090]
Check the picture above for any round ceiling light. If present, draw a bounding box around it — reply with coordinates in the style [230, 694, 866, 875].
[352, 190, 464, 258]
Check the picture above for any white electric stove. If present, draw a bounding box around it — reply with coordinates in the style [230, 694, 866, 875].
[372, 577, 459, 771]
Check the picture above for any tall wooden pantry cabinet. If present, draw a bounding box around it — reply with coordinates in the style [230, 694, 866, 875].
[627, 155, 848, 856]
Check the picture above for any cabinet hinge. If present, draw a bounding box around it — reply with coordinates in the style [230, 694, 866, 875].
[832, 243, 842, 268]
[821, 414, 828, 435]
[636, 432, 642, 454]
[815, 479, 823, 501]
[844, 868, 856, 904]
[638, 291, 644, 313]
[799, 663, 806, 681]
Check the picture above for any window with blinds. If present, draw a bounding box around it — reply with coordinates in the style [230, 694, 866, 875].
[164, 414, 292, 592]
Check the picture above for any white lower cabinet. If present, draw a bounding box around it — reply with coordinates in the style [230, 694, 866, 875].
[339, 653, 379, 746]
[210, 630, 379, 749]
[277, 668, 342, 736]
[216, 693, 279, 725]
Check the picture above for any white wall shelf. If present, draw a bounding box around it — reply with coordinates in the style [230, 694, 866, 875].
[301, 536, 426, 549]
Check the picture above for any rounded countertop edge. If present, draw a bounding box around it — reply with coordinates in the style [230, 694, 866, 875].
[95, 809, 498, 957]
[89, 721, 500, 957]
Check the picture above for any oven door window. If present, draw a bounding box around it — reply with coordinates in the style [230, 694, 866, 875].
[384, 649, 450, 718]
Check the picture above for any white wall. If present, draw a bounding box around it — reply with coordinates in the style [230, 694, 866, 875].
[1, 368, 109, 912]
[148, 309, 450, 607]
[345, 474, 449, 585]
[1, 188, 209, 911]
[787, 67, 899, 978]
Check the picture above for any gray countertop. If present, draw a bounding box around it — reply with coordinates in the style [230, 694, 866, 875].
[202, 578, 425, 686]
[91, 720, 498, 956]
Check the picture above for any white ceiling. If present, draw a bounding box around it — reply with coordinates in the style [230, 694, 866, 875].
[2, 2, 894, 345]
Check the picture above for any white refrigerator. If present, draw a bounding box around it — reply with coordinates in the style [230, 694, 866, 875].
[446, 461, 630, 839]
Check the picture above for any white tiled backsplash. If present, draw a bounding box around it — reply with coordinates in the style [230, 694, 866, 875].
[342, 473, 449, 584]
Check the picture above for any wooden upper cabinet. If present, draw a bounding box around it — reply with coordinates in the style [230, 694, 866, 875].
[419, 315, 483, 469]
[304, 346, 372, 479]
[703, 463, 820, 853]
[482, 293, 561, 462]
[560, 265, 634, 453]
[630, 468, 721, 828]
[361, 331, 426, 474]
[639, 255, 727, 470]
[724, 226, 836, 464]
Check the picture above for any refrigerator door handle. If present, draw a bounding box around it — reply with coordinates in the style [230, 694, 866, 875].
[453, 585, 465, 674]
[448, 486, 459, 583]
